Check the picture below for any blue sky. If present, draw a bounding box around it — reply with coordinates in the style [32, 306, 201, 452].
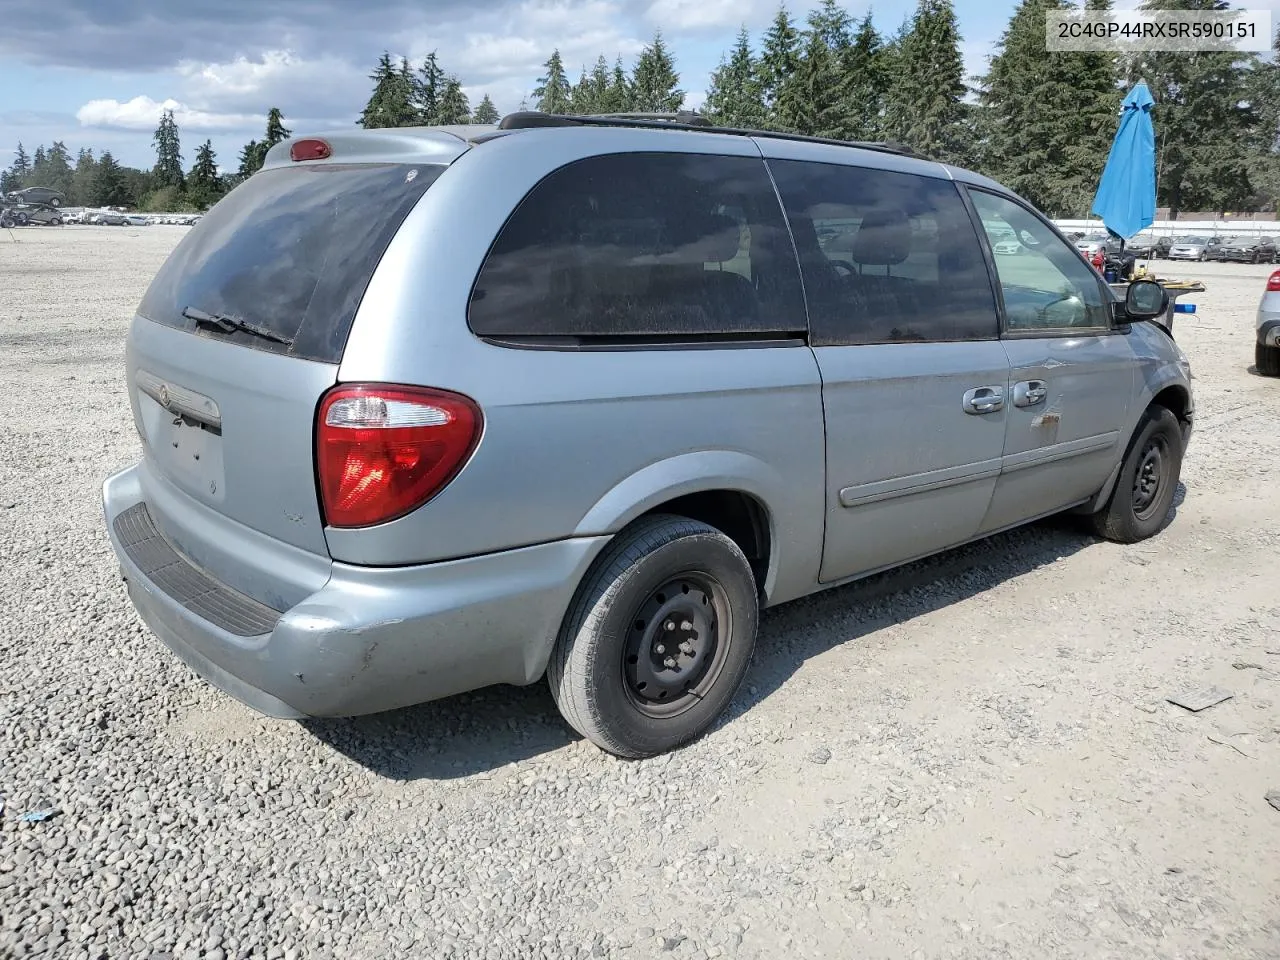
[0, 0, 1272, 172]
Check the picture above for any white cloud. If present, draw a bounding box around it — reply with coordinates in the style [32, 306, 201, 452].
[643, 0, 747, 31]
[173, 50, 367, 117]
[76, 96, 256, 131]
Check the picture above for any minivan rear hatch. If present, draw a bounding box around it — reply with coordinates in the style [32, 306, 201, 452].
[129, 161, 445, 559]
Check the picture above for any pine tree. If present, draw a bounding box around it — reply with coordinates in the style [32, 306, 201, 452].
[570, 66, 596, 114]
[93, 151, 129, 206]
[415, 53, 447, 124]
[39, 141, 74, 196]
[776, 26, 845, 137]
[757, 4, 802, 124]
[534, 50, 573, 113]
[473, 94, 500, 124]
[979, 0, 1119, 217]
[186, 140, 223, 209]
[12, 142, 31, 184]
[1127, 0, 1257, 216]
[841, 14, 891, 140]
[264, 107, 291, 146]
[150, 109, 185, 190]
[360, 52, 417, 128]
[605, 58, 634, 112]
[437, 78, 471, 124]
[882, 0, 970, 160]
[237, 140, 261, 179]
[704, 27, 767, 128]
[32, 145, 47, 177]
[631, 31, 684, 112]
[70, 148, 96, 206]
[588, 56, 613, 113]
[1244, 26, 1280, 209]
[809, 0, 854, 51]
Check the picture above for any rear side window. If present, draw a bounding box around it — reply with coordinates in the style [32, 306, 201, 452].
[468, 152, 807, 343]
[767, 159, 998, 346]
[138, 163, 443, 363]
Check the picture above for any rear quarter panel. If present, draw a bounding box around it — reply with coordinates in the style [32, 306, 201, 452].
[333, 129, 828, 605]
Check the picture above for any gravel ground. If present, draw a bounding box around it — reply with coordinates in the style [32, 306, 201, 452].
[1, 226, 1279, 960]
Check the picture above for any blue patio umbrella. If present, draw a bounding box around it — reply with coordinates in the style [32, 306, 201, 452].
[1091, 82, 1157, 244]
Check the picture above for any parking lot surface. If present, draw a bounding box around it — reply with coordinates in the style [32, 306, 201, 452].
[2, 227, 1278, 960]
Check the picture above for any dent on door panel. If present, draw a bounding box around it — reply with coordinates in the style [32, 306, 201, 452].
[980, 334, 1137, 533]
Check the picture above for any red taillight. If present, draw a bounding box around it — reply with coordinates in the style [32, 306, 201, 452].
[1268, 270, 1280, 292]
[290, 138, 331, 162]
[316, 384, 482, 528]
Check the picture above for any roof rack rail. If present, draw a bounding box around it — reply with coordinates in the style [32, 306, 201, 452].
[495, 111, 921, 158]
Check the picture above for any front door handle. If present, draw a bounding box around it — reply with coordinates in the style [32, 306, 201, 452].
[1013, 379, 1048, 407]
[962, 385, 1005, 415]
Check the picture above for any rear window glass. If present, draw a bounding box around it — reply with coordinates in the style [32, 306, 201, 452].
[467, 152, 808, 343]
[137, 163, 443, 363]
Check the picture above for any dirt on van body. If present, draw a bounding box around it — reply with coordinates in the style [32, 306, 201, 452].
[1, 227, 1278, 960]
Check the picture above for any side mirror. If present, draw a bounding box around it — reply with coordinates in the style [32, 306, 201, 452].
[1124, 278, 1168, 321]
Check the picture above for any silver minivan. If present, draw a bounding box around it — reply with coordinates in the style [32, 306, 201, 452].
[102, 114, 1194, 758]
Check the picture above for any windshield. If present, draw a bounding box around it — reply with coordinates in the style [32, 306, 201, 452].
[138, 162, 444, 363]
[1177, 236, 1207, 244]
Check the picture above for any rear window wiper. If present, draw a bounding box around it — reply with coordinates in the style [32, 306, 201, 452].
[182, 306, 294, 347]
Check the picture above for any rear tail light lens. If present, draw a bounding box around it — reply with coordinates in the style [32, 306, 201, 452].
[316, 384, 482, 528]
[1268, 270, 1280, 292]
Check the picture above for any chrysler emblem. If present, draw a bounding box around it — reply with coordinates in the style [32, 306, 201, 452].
[158, 384, 171, 409]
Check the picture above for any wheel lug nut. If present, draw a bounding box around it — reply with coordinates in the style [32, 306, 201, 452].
[679, 641, 694, 655]
[655, 644, 666, 655]
[664, 657, 677, 669]
[665, 621, 675, 631]
[680, 620, 692, 631]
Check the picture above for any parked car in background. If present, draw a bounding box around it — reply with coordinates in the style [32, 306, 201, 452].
[1167, 236, 1221, 261]
[102, 117, 1195, 759]
[1258, 268, 1280, 376]
[17, 205, 65, 225]
[88, 210, 128, 225]
[1074, 233, 1110, 258]
[1124, 232, 1172, 259]
[1212, 235, 1277, 263]
[123, 214, 151, 227]
[5, 186, 66, 207]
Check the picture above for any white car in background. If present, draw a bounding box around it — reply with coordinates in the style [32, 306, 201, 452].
[123, 214, 151, 226]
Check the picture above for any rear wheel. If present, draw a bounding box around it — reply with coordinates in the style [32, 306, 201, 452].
[548, 514, 759, 759]
[1258, 342, 1280, 377]
[1089, 405, 1184, 544]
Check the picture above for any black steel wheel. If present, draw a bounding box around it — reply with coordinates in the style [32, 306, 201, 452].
[548, 514, 759, 758]
[621, 573, 731, 718]
[1089, 405, 1184, 543]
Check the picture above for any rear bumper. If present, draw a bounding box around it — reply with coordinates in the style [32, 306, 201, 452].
[103, 465, 609, 718]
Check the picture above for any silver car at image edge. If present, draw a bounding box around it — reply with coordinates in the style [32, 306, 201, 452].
[1258, 267, 1280, 377]
[101, 116, 1195, 758]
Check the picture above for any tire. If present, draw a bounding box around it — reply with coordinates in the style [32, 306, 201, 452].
[48, 197, 60, 207]
[49, 217, 61, 226]
[548, 514, 759, 759]
[1258, 342, 1280, 377]
[13, 212, 28, 226]
[1089, 405, 1184, 544]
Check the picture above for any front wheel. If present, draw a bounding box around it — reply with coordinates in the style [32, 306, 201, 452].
[548, 514, 759, 759]
[1258, 342, 1280, 377]
[1089, 405, 1184, 543]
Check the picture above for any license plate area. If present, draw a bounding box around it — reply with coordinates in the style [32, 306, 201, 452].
[138, 393, 227, 503]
